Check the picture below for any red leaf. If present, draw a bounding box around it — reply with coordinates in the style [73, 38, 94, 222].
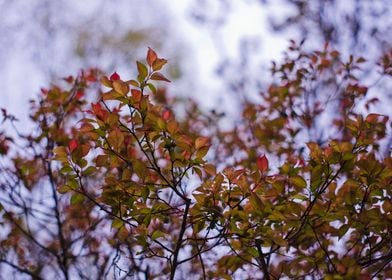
[68, 139, 78, 153]
[63, 76, 74, 83]
[75, 90, 84, 100]
[257, 154, 269, 173]
[147, 47, 158, 66]
[91, 103, 106, 120]
[40, 88, 48, 95]
[91, 103, 102, 114]
[110, 72, 120, 81]
[150, 72, 171, 83]
[162, 109, 171, 121]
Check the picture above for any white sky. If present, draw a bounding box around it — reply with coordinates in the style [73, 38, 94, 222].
[1, 1, 291, 129]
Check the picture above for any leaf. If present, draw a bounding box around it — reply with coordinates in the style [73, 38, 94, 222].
[95, 155, 108, 167]
[83, 166, 96, 176]
[146, 47, 158, 66]
[204, 164, 216, 176]
[365, 113, 382, 124]
[60, 166, 74, 174]
[162, 109, 171, 121]
[102, 90, 123, 101]
[338, 224, 350, 240]
[147, 83, 156, 94]
[141, 186, 150, 202]
[108, 129, 124, 150]
[70, 193, 84, 204]
[100, 76, 112, 87]
[110, 72, 120, 81]
[257, 154, 269, 173]
[289, 175, 307, 189]
[195, 136, 209, 149]
[78, 144, 90, 158]
[112, 80, 129, 95]
[250, 192, 264, 211]
[79, 123, 95, 133]
[68, 139, 78, 153]
[196, 146, 209, 159]
[131, 89, 142, 102]
[150, 72, 171, 83]
[133, 159, 148, 178]
[53, 146, 67, 159]
[310, 165, 323, 192]
[127, 79, 139, 87]
[151, 230, 165, 240]
[137, 61, 148, 81]
[111, 219, 123, 229]
[57, 184, 71, 193]
[152, 58, 167, 71]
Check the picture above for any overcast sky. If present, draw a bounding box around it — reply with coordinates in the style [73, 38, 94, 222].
[0, 1, 292, 130]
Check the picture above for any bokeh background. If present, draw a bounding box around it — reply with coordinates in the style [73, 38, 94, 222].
[1, 0, 391, 126]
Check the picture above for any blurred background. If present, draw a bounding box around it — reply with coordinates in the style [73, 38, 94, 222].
[1, 0, 391, 126]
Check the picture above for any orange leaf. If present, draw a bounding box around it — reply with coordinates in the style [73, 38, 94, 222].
[365, 113, 381, 124]
[131, 89, 142, 102]
[112, 80, 129, 95]
[100, 76, 112, 88]
[195, 136, 209, 149]
[147, 47, 158, 67]
[257, 154, 269, 173]
[150, 72, 171, 83]
[152, 58, 167, 71]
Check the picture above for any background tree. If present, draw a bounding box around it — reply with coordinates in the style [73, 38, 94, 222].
[1, 45, 391, 279]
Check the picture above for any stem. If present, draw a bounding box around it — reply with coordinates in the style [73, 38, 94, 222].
[255, 240, 271, 280]
[46, 150, 70, 280]
[170, 198, 191, 280]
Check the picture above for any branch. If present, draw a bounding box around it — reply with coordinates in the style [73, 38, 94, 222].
[170, 198, 191, 280]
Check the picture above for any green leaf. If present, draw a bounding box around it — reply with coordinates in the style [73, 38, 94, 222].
[147, 83, 156, 94]
[82, 166, 96, 176]
[70, 193, 84, 204]
[290, 175, 307, 189]
[151, 230, 165, 240]
[141, 186, 150, 202]
[310, 165, 323, 192]
[338, 224, 350, 240]
[128, 79, 139, 87]
[143, 214, 151, 226]
[133, 160, 148, 178]
[57, 184, 71, 193]
[67, 178, 79, 190]
[111, 219, 123, 229]
[137, 61, 148, 81]
[53, 146, 67, 160]
[60, 166, 74, 174]
[250, 192, 264, 211]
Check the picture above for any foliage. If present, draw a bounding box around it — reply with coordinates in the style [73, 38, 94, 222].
[1, 45, 391, 279]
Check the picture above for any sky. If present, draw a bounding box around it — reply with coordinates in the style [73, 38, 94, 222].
[0, 0, 290, 130]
